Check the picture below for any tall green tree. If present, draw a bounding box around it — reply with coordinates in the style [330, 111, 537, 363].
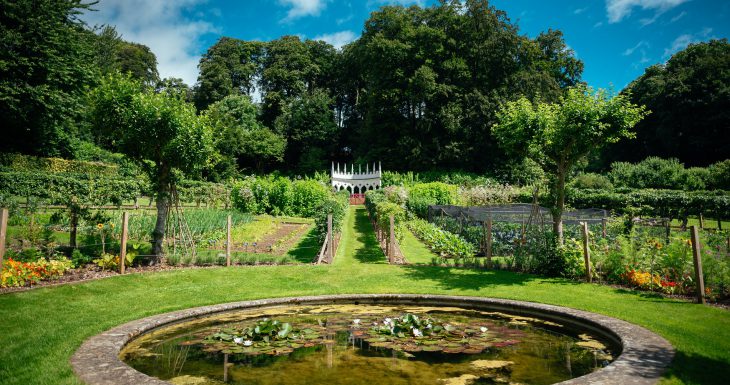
[274, 89, 338, 173]
[345, 0, 583, 171]
[194, 37, 264, 111]
[204, 94, 285, 176]
[494, 85, 647, 243]
[0, 0, 95, 157]
[89, 74, 214, 259]
[604, 39, 730, 167]
[90, 25, 159, 86]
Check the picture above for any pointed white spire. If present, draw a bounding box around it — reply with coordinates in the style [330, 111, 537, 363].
[359, 164, 361, 174]
[366, 163, 369, 173]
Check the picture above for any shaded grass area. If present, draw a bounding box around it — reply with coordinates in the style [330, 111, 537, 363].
[334, 206, 385, 266]
[0, 207, 728, 385]
[400, 229, 439, 265]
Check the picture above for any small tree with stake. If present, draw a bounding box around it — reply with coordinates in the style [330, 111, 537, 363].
[494, 85, 647, 244]
[90, 74, 213, 261]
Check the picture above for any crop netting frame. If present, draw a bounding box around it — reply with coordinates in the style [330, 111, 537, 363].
[426, 204, 611, 258]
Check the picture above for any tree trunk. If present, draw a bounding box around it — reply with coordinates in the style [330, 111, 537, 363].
[151, 166, 171, 262]
[69, 211, 78, 248]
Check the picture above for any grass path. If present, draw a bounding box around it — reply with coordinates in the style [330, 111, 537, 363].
[400, 228, 439, 264]
[0, 207, 729, 385]
[334, 206, 386, 266]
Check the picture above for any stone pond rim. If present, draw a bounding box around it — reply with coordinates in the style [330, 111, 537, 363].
[71, 294, 675, 385]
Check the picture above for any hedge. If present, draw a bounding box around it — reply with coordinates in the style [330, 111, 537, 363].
[0, 153, 119, 176]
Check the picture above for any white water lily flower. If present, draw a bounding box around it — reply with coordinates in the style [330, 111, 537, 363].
[353, 319, 361, 325]
[243, 340, 253, 347]
[480, 327, 488, 333]
[413, 328, 423, 337]
[233, 337, 243, 344]
[384, 317, 392, 325]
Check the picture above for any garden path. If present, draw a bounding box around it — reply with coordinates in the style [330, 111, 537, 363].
[334, 206, 386, 266]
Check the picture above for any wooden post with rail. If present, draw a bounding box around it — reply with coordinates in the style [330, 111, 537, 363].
[486, 217, 493, 268]
[690, 226, 706, 304]
[389, 214, 396, 264]
[0, 208, 8, 270]
[581, 221, 591, 283]
[226, 215, 232, 267]
[327, 214, 333, 263]
[119, 212, 128, 274]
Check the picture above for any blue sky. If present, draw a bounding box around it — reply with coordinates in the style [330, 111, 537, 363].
[80, 0, 729, 90]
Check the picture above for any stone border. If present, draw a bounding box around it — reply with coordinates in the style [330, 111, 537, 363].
[71, 294, 674, 385]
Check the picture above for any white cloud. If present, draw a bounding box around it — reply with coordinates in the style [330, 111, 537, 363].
[605, 0, 688, 23]
[623, 40, 649, 56]
[80, 0, 216, 86]
[279, 0, 328, 21]
[369, 0, 425, 6]
[670, 11, 687, 22]
[314, 30, 357, 49]
[663, 27, 713, 57]
[574, 7, 588, 15]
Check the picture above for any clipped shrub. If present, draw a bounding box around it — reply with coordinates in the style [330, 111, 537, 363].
[313, 190, 349, 241]
[407, 182, 458, 218]
[291, 179, 330, 217]
[707, 160, 730, 190]
[568, 173, 613, 190]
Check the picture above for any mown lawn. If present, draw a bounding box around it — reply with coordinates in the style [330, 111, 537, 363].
[0, 206, 728, 385]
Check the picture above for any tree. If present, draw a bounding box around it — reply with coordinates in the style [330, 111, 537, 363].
[604, 39, 730, 167]
[194, 37, 264, 111]
[204, 94, 285, 176]
[494, 85, 647, 243]
[90, 25, 159, 86]
[345, 0, 583, 171]
[0, 0, 95, 157]
[89, 74, 213, 259]
[275, 89, 339, 173]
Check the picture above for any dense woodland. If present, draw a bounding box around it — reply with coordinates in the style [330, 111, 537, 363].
[2, 0, 728, 181]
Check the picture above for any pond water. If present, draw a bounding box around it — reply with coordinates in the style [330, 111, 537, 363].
[121, 304, 617, 385]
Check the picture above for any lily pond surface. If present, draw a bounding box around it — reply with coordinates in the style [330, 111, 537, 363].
[121, 304, 617, 385]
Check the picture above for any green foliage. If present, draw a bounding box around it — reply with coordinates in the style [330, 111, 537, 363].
[568, 173, 614, 190]
[608, 39, 730, 167]
[407, 218, 475, 260]
[566, 188, 730, 219]
[0, 0, 95, 157]
[494, 85, 648, 240]
[707, 160, 730, 190]
[90, 25, 159, 85]
[274, 89, 338, 173]
[0, 153, 119, 176]
[347, 2, 582, 171]
[204, 94, 285, 177]
[89, 73, 215, 257]
[609, 157, 691, 190]
[407, 183, 458, 218]
[313, 191, 349, 242]
[231, 176, 331, 218]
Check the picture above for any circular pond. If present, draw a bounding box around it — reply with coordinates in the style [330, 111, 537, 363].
[71, 295, 674, 385]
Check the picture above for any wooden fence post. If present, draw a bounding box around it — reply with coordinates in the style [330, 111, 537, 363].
[0, 208, 8, 270]
[226, 215, 232, 267]
[690, 226, 706, 304]
[486, 217, 493, 268]
[699, 213, 704, 229]
[119, 212, 128, 274]
[389, 214, 395, 264]
[601, 218, 607, 238]
[581, 222, 591, 283]
[327, 214, 333, 263]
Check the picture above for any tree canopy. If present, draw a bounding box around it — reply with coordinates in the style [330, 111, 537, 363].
[494, 85, 647, 242]
[602, 39, 730, 167]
